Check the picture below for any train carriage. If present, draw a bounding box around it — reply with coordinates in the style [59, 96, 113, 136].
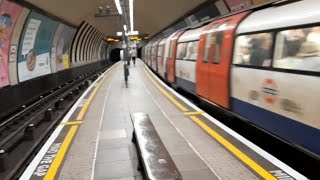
[144, 0, 320, 156]
[231, 0, 320, 155]
[175, 27, 203, 94]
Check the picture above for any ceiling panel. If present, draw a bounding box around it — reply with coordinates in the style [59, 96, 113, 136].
[25, 0, 206, 36]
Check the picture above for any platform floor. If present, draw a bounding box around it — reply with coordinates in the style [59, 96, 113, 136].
[20, 59, 306, 180]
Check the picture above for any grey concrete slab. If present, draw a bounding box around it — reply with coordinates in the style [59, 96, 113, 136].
[94, 161, 135, 180]
[165, 142, 195, 156]
[99, 129, 127, 139]
[172, 154, 209, 171]
[96, 148, 131, 163]
[181, 169, 220, 180]
[98, 138, 130, 150]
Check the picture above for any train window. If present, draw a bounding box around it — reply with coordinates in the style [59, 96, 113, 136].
[233, 33, 273, 67]
[176, 43, 187, 59]
[157, 45, 164, 57]
[274, 27, 320, 72]
[185, 41, 199, 61]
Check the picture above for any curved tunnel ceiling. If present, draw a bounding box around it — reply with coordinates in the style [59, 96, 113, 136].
[25, 0, 206, 37]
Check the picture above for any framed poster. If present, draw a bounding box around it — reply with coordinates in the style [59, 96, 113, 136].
[0, 0, 22, 87]
[18, 11, 59, 82]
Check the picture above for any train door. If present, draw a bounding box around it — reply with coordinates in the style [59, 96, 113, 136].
[198, 12, 248, 109]
[153, 39, 162, 72]
[151, 42, 156, 69]
[157, 38, 167, 78]
[207, 21, 232, 108]
[163, 32, 178, 80]
[196, 23, 218, 98]
[167, 31, 184, 83]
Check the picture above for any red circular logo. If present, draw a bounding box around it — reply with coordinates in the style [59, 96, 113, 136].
[262, 79, 278, 105]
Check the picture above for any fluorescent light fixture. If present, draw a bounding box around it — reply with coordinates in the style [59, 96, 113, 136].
[123, 25, 127, 31]
[116, 32, 123, 36]
[127, 31, 139, 36]
[129, 0, 134, 32]
[115, 0, 122, 14]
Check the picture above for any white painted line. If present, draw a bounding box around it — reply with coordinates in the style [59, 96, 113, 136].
[143, 61, 308, 180]
[90, 66, 115, 180]
[19, 62, 119, 180]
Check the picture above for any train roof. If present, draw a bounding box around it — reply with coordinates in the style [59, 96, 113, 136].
[178, 27, 203, 43]
[237, 0, 320, 34]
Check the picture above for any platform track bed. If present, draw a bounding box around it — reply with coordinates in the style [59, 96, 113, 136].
[0, 63, 113, 180]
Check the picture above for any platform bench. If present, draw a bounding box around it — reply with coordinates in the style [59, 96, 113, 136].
[131, 112, 182, 180]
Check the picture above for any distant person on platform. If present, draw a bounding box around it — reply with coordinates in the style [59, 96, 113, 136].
[130, 48, 137, 65]
[120, 49, 124, 60]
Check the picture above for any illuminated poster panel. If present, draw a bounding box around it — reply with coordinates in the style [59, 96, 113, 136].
[18, 11, 58, 82]
[224, 0, 253, 11]
[0, 0, 22, 87]
[56, 25, 76, 71]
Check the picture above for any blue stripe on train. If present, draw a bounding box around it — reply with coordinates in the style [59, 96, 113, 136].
[176, 77, 196, 94]
[231, 98, 320, 156]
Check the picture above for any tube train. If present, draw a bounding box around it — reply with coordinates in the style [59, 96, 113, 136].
[142, 0, 320, 157]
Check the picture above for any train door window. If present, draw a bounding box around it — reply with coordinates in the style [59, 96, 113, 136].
[176, 43, 187, 60]
[185, 41, 199, 61]
[274, 26, 320, 72]
[213, 22, 229, 64]
[204, 29, 215, 62]
[233, 32, 273, 67]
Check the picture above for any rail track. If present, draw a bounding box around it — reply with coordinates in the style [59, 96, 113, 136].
[0, 63, 112, 180]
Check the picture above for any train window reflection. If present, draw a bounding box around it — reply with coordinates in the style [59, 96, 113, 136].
[233, 33, 273, 67]
[274, 27, 320, 72]
[186, 41, 199, 61]
[176, 43, 187, 59]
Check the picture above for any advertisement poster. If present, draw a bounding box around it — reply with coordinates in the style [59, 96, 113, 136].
[56, 25, 75, 71]
[0, 0, 22, 88]
[224, 0, 253, 11]
[18, 11, 59, 82]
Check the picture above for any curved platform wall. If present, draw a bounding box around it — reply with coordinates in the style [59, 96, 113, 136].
[0, 0, 108, 89]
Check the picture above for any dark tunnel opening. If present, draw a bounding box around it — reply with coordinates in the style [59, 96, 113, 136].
[110, 48, 122, 62]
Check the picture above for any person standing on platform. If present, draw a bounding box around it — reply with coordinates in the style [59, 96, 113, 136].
[130, 48, 137, 65]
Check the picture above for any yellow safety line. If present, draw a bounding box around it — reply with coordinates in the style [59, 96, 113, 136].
[44, 125, 79, 180]
[76, 68, 114, 120]
[184, 111, 204, 116]
[190, 116, 276, 179]
[42, 65, 118, 179]
[144, 66, 276, 180]
[60, 121, 83, 126]
[143, 68, 188, 112]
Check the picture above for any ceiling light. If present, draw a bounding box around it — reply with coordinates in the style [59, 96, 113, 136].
[114, 0, 122, 14]
[129, 0, 134, 32]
